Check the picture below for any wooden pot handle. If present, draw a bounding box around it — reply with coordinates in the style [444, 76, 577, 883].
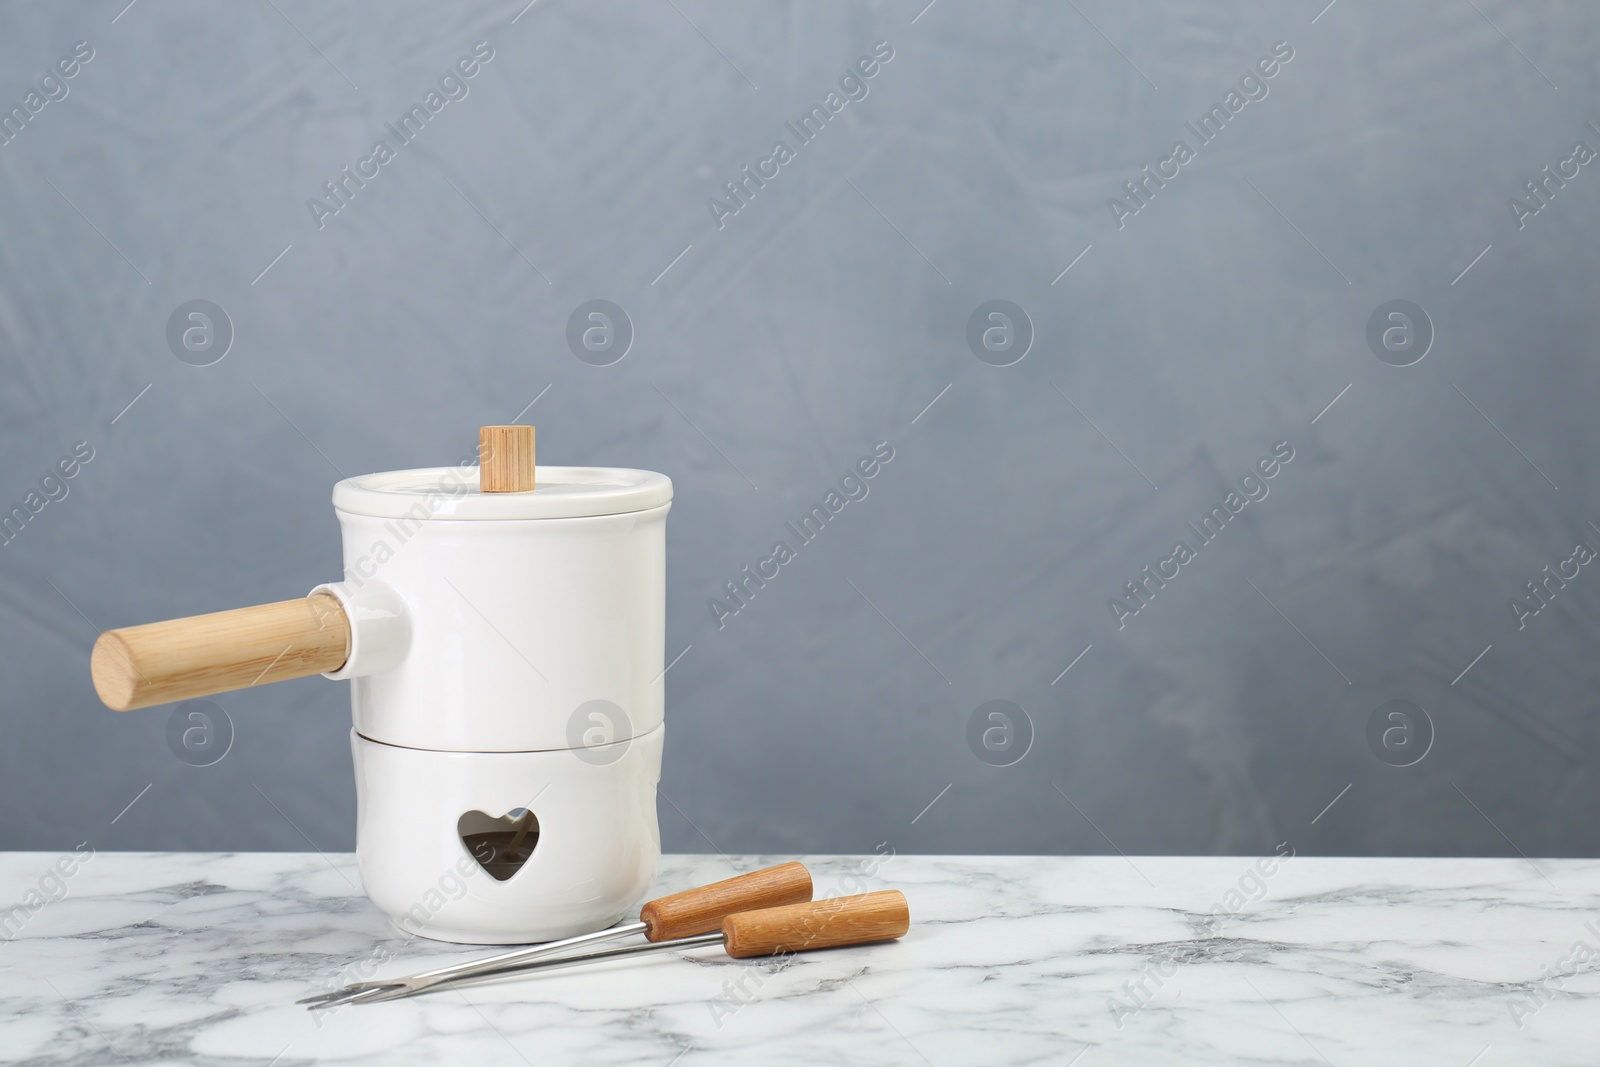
[91, 594, 350, 711]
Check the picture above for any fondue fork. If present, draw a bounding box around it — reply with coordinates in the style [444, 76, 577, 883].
[317, 891, 909, 1006]
[301, 861, 812, 1009]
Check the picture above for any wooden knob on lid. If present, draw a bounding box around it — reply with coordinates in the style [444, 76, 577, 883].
[479, 425, 535, 493]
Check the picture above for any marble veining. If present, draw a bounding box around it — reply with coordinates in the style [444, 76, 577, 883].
[2, 852, 1599, 1065]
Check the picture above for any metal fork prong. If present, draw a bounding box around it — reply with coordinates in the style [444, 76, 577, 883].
[335, 983, 419, 1005]
[303, 991, 366, 1010]
[341, 932, 729, 1005]
[332, 988, 398, 1008]
[307, 992, 372, 1010]
[303, 984, 405, 1010]
[297, 985, 378, 1006]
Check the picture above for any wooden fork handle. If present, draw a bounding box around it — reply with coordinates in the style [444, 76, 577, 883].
[721, 890, 910, 959]
[640, 861, 813, 941]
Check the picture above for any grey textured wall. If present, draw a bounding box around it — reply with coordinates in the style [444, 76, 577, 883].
[2, 1, 1597, 861]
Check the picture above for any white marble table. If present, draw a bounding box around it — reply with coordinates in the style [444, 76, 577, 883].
[3, 852, 1599, 1066]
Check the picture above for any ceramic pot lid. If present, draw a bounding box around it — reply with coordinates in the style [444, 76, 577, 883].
[332, 465, 672, 520]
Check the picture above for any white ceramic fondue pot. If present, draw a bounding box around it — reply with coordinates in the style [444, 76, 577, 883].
[91, 426, 672, 943]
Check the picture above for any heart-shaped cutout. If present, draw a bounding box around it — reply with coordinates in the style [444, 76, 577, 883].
[458, 808, 540, 882]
